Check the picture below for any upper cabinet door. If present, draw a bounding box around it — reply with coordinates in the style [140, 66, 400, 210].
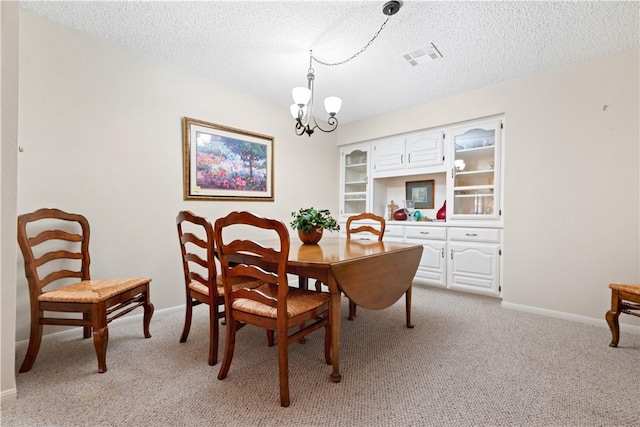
[372, 137, 405, 173]
[447, 119, 502, 221]
[406, 130, 444, 169]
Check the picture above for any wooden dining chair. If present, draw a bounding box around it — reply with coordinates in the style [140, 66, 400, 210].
[215, 211, 332, 407]
[605, 283, 640, 347]
[176, 210, 267, 366]
[344, 212, 386, 320]
[16, 208, 153, 373]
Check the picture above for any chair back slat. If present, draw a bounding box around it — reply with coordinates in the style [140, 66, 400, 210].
[184, 253, 208, 269]
[180, 232, 208, 249]
[346, 212, 385, 241]
[39, 270, 84, 288]
[188, 271, 208, 286]
[34, 250, 83, 268]
[225, 239, 281, 264]
[29, 229, 84, 247]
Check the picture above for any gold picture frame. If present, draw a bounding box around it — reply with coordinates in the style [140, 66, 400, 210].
[182, 117, 274, 201]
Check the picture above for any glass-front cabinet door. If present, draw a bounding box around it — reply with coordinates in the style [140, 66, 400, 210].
[448, 119, 502, 220]
[340, 143, 370, 217]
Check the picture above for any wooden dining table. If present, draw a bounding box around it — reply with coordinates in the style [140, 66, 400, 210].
[236, 236, 423, 383]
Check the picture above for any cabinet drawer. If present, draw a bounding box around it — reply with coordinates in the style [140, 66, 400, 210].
[448, 227, 500, 243]
[405, 226, 446, 241]
[383, 224, 404, 238]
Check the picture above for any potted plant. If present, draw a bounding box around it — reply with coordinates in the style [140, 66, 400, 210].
[290, 207, 340, 244]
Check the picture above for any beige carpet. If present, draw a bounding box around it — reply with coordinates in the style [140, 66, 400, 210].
[2, 286, 639, 426]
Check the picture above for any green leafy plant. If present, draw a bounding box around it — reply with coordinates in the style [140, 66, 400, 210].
[290, 208, 340, 234]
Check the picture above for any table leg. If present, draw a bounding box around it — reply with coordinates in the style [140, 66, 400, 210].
[329, 276, 342, 383]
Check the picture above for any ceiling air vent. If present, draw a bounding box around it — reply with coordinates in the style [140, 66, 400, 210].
[403, 42, 442, 66]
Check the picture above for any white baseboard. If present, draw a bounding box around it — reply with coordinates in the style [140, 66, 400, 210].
[1, 387, 18, 403]
[15, 305, 184, 351]
[501, 301, 640, 335]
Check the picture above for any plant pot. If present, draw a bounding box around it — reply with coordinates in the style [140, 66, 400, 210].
[298, 228, 323, 244]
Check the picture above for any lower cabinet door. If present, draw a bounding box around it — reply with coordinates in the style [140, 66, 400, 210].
[448, 242, 500, 296]
[408, 239, 446, 288]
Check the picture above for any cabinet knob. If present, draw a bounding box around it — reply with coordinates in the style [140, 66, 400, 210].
[465, 233, 478, 237]
[420, 231, 430, 235]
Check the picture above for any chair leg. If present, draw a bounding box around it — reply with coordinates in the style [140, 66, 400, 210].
[267, 330, 275, 347]
[180, 297, 194, 343]
[277, 328, 290, 407]
[208, 304, 219, 366]
[92, 304, 109, 373]
[405, 285, 414, 328]
[606, 289, 621, 347]
[143, 291, 154, 339]
[324, 320, 332, 365]
[19, 309, 44, 373]
[348, 299, 357, 320]
[217, 318, 237, 380]
[83, 312, 92, 339]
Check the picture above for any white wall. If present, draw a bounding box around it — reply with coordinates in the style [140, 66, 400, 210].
[1, 0, 19, 401]
[12, 12, 339, 340]
[338, 49, 640, 328]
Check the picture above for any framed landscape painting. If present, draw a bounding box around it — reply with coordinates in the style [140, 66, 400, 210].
[182, 117, 274, 201]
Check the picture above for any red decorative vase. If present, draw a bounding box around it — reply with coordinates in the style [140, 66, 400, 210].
[298, 228, 323, 244]
[392, 209, 407, 221]
[436, 200, 447, 220]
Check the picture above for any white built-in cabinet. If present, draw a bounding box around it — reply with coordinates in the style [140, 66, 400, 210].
[338, 116, 504, 297]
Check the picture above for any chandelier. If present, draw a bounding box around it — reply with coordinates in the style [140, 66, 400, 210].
[290, 1, 402, 137]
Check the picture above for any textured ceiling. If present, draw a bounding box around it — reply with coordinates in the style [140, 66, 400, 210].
[20, 1, 640, 124]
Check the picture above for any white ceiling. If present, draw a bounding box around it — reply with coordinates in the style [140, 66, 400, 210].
[20, 1, 640, 124]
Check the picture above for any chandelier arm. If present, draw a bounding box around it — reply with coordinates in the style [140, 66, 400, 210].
[311, 116, 339, 134]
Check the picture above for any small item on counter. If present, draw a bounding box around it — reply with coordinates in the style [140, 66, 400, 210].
[392, 209, 407, 221]
[388, 200, 399, 220]
[436, 200, 447, 220]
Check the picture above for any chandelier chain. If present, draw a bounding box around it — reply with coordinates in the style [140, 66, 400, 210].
[311, 17, 390, 67]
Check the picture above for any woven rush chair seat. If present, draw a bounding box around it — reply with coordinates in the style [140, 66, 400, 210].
[186, 275, 263, 297]
[38, 278, 150, 303]
[605, 283, 640, 347]
[232, 283, 331, 318]
[17, 208, 153, 374]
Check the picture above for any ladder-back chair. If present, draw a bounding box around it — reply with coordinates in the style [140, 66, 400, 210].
[215, 211, 332, 407]
[17, 208, 153, 373]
